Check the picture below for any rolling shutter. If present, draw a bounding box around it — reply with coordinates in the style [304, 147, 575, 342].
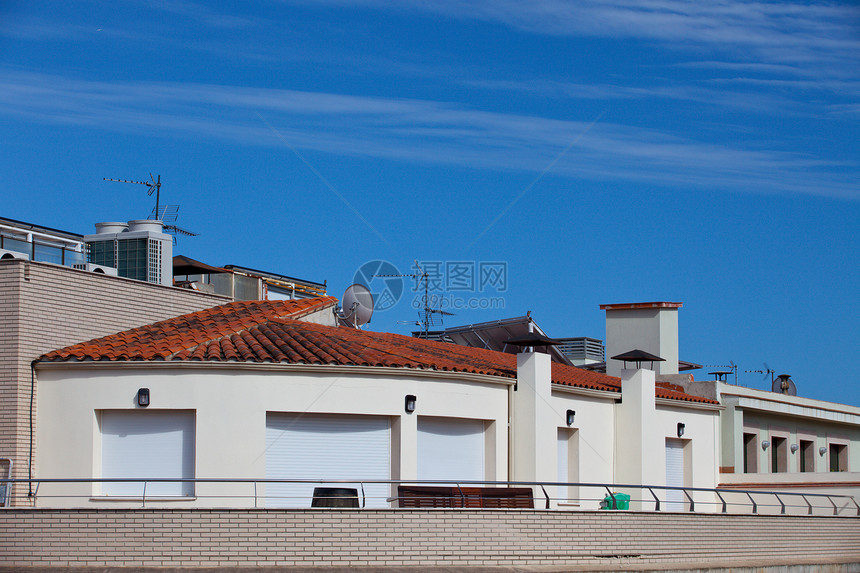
[417, 417, 484, 482]
[557, 429, 569, 484]
[265, 413, 390, 508]
[665, 438, 685, 511]
[100, 410, 195, 497]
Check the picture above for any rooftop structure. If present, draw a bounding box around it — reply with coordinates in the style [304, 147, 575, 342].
[173, 256, 326, 300]
[85, 220, 171, 285]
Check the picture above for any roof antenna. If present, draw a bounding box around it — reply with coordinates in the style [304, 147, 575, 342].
[103, 174, 199, 242]
[745, 362, 775, 388]
[375, 260, 454, 337]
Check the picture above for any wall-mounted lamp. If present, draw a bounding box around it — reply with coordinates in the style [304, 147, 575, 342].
[761, 440, 770, 451]
[137, 388, 150, 408]
[677, 423, 685, 438]
[790, 444, 799, 454]
[566, 409, 575, 426]
[404, 394, 416, 414]
[819, 446, 828, 456]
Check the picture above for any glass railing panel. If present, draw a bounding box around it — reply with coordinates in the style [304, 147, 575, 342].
[1, 237, 30, 255]
[33, 243, 63, 264]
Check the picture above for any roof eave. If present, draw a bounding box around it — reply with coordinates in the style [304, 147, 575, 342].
[32, 360, 516, 386]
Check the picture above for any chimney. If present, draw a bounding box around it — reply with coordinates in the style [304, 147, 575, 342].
[601, 302, 682, 378]
[507, 332, 561, 488]
[511, 350, 555, 484]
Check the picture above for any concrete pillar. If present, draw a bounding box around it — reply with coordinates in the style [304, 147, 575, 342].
[395, 413, 418, 481]
[511, 352, 556, 486]
[615, 368, 662, 490]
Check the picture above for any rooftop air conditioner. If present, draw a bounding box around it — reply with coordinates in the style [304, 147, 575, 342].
[72, 263, 119, 276]
[0, 248, 30, 261]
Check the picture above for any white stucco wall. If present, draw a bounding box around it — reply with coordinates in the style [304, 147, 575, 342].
[35, 365, 511, 508]
[654, 401, 721, 510]
[549, 389, 617, 509]
[297, 305, 337, 326]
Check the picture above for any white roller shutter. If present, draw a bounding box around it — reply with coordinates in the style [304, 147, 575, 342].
[557, 429, 568, 484]
[265, 413, 390, 508]
[417, 417, 484, 482]
[665, 438, 685, 511]
[100, 410, 195, 497]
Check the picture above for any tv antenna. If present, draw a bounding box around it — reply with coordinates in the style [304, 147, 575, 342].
[103, 173, 199, 240]
[745, 363, 775, 387]
[375, 260, 454, 337]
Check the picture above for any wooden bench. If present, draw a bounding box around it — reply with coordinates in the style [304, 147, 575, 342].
[396, 485, 534, 508]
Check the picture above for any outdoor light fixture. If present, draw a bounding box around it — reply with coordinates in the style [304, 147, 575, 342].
[677, 423, 685, 438]
[761, 440, 770, 451]
[566, 409, 575, 426]
[790, 444, 799, 454]
[819, 446, 828, 456]
[137, 388, 150, 408]
[404, 394, 416, 414]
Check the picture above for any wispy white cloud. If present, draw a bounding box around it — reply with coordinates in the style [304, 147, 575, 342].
[0, 72, 856, 199]
[144, 0, 256, 29]
[294, 0, 860, 70]
[463, 77, 813, 115]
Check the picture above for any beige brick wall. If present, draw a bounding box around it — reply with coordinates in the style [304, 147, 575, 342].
[0, 260, 230, 501]
[0, 509, 857, 568]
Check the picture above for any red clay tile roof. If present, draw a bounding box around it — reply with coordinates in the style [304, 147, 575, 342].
[41, 297, 339, 362]
[39, 296, 717, 404]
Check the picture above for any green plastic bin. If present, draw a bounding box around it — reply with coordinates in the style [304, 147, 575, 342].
[601, 492, 630, 510]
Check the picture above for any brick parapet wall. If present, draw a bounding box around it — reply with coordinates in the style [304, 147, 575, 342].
[0, 509, 858, 568]
[0, 260, 230, 498]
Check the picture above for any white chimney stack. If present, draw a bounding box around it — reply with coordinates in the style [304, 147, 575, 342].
[601, 302, 682, 378]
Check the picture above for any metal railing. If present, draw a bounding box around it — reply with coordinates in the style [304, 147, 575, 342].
[1, 478, 857, 516]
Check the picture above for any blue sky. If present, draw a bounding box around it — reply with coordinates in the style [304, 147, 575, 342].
[1, 1, 858, 404]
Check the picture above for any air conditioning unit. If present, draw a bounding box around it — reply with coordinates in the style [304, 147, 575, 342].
[72, 263, 119, 276]
[0, 248, 30, 261]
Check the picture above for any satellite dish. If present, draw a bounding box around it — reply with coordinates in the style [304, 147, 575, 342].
[772, 374, 797, 396]
[340, 284, 374, 327]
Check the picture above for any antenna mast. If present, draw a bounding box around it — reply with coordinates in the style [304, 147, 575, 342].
[375, 260, 454, 336]
[103, 173, 199, 240]
[745, 363, 775, 387]
[104, 174, 162, 217]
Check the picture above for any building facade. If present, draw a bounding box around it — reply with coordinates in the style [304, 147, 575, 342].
[0, 258, 230, 504]
[31, 297, 721, 510]
[716, 384, 860, 501]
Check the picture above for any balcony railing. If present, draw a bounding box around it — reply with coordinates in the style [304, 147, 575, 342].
[2, 478, 858, 516]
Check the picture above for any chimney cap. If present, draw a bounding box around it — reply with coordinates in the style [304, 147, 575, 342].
[611, 349, 665, 369]
[600, 301, 682, 310]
